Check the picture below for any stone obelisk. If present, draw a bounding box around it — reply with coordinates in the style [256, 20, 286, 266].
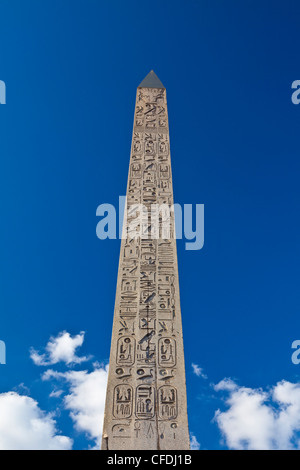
[101, 71, 190, 450]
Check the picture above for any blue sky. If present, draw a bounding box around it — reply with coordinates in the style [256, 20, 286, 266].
[1, 0, 300, 450]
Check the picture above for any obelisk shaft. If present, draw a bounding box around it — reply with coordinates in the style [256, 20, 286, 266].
[101, 72, 190, 450]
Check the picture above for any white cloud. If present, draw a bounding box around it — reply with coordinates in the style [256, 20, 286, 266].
[0, 392, 72, 450]
[43, 366, 108, 449]
[192, 363, 207, 379]
[214, 378, 238, 392]
[214, 379, 300, 450]
[30, 331, 90, 366]
[190, 433, 200, 450]
[49, 389, 64, 398]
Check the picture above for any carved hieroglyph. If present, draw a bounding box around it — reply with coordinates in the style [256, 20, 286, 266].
[101, 71, 190, 450]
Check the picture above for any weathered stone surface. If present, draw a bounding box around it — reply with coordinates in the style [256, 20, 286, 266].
[101, 73, 190, 450]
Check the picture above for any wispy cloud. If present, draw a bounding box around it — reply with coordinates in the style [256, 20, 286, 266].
[190, 433, 200, 450]
[192, 363, 207, 379]
[214, 378, 237, 392]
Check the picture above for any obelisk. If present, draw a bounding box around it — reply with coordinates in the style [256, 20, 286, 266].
[101, 71, 190, 450]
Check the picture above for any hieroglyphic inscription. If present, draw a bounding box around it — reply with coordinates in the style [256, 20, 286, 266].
[113, 385, 133, 418]
[158, 385, 178, 420]
[102, 76, 189, 450]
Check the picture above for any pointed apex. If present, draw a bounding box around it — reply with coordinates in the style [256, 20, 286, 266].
[138, 70, 165, 89]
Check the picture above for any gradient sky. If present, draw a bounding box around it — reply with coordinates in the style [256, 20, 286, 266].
[1, 0, 300, 450]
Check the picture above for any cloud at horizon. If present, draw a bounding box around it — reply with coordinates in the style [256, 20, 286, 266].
[3, 332, 300, 450]
[214, 379, 300, 450]
[0, 392, 72, 450]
